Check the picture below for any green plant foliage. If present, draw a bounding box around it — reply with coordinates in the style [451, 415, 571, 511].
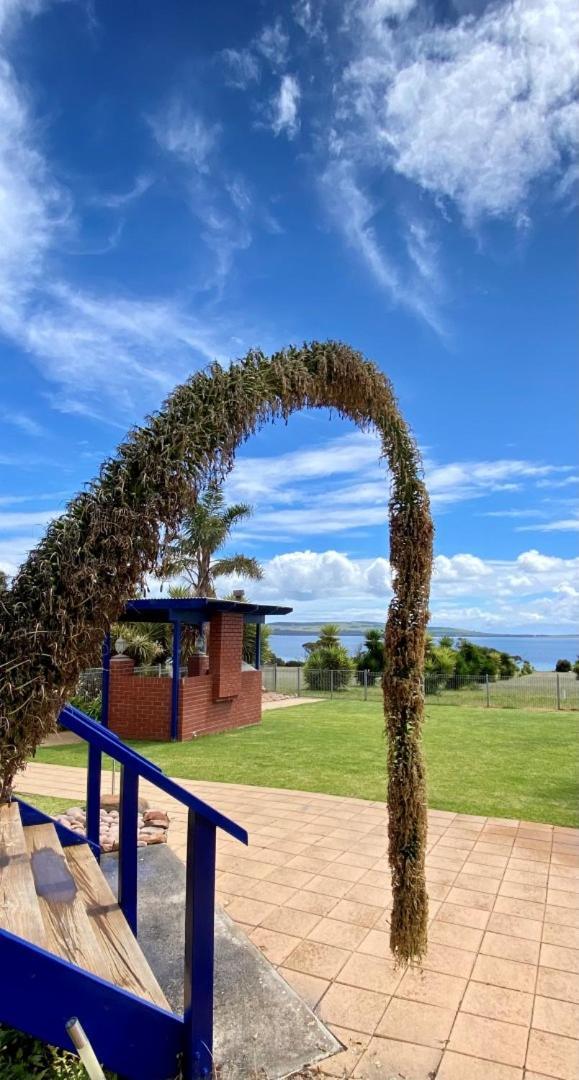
[68, 693, 101, 721]
[425, 635, 528, 689]
[0, 1026, 117, 1079]
[0, 341, 433, 963]
[555, 658, 572, 673]
[355, 629, 385, 674]
[304, 644, 353, 689]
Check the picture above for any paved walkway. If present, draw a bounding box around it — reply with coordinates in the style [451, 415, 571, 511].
[15, 762, 579, 1080]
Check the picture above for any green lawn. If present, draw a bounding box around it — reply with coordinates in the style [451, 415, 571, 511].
[34, 701, 579, 827]
[17, 793, 79, 817]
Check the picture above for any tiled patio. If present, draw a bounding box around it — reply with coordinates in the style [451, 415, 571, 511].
[15, 762, 579, 1080]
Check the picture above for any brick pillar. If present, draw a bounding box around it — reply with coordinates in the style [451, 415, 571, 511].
[187, 654, 210, 677]
[208, 613, 243, 700]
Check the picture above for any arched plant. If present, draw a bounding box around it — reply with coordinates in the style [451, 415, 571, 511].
[0, 341, 433, 963]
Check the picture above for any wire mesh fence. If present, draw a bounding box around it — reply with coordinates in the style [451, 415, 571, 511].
[262, 666, 579, 711]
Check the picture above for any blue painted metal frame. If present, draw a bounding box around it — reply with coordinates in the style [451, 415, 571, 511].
[9, 703, 249, 1079]
[101, 632, 111, 728]
[118, 765, 139, 934]
[86, 742, 102, 856]
[184, 810, 217, 1077]
[254, 621, 262, 670]
[171, 618, 182, 741]
[0, 927, 182, 1080]
[14, 797, 99, 856]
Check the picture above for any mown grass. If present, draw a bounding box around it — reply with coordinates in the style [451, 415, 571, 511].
[34, 701, 579, 827]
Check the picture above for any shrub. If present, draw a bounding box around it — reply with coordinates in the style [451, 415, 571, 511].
[69, 692, 101, 721]
[0, 1026, 116, 1079]
[555, 659, 572, 673]
[304, 645, 353, 690]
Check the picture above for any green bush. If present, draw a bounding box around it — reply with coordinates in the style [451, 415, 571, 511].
[555, 659, 572, 673]
[0, 1026, 117, 1079]
[69, 693, 101, 721]
[304, 645, 353, 690]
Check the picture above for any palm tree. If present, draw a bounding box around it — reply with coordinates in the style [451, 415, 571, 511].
[160, 483, 263, 597]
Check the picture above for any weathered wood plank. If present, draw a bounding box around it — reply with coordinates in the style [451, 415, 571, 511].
[25, 823, 111, 981]
[0, 802, 46, 947]
[65, 844, 170, 1010]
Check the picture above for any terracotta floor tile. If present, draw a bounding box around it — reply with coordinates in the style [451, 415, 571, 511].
[429, 919, 484, 952]
[487, 911, 543, 942]
[505, 867, 549, 887]
[533, 995, 579, 1039]
[437, 902, 491, 930]
[397, 967, 467, 1010]
[463, 860, 504, 881]
[422, 940, 476, 979]
[437, 1050, 523, 1079]
[461, 980, 533, 1026]
[284, 939, 350, 980]
[352, 1036, 441, 1079]
[317, 982, 389, 1035]
[472, 953, 536, 993]
[549, 888, 579, 910]
[545, 903, 579, 929]
[224, 896, 276, 926]
[259, 904, 320, 937]
[446, 886, 495, 911]
[217, 854, 273, 880]
[543, 923, 579, 949]
[540, 943, 579, 975]
[249, 926, 301, 965]
[481, 930, 540, 965]
[499, 880, 548, 904]
[455, 871, 501, 895]
[303, 874, 352, 899]
[278, 966, 329, 1009]
[550, 875, 579, 895]
[284, 889, 338, 916]
[448, 1012, 527, 1067]
[526, 1029, 579, 1080]
[216, 871, 257, 897]
[536, 966, 579, 1005]
[357, 928, 392, 959]
[263, 865, 315, 889]
[494, 895, 546, 921]
[317, 1026, 370, 1077]
[247, 879, 298, 905]
[335, 850, 376, 870]
[360, 868, 391, 888]
[337, 952, 403, 995]
[329, 899, 383, 928]
[377, 997, 455, 1048]
[307, 916, 368, 951]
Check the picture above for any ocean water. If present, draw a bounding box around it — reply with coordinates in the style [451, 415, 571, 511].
[268, 632, 579, 671]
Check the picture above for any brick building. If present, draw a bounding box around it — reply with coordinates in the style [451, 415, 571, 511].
[104, 597, 291, 742]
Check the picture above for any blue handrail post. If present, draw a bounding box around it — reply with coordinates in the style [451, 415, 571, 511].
[118, 766, 139, 935]
[86, 743, 102, 859]
[183, 810, 216, 1079]
[170, 620, 181, 741]
[101, 632, 111, 728]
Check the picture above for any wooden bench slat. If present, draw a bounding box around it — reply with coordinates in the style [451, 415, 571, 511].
[65, 844, 169, 1011]
[25, 823, 111, 982]
[0, 803, 46, 947]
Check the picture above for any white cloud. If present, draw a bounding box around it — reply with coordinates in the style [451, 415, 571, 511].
[0, 509, 57, 529]
[220, 47, 261, 89]
[271, 74, 301, 138]
[0, 411, 44, 436]
[257, 19, 289, 68]
[216, 545, 579, 630]
[343, 0, 579, 223]
[517, 516, 579, 533]
[89, 174, 153, 209]
[149, 102, 220, 173]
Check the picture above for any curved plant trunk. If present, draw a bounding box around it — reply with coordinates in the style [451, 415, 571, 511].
[0, 341, 433, 963]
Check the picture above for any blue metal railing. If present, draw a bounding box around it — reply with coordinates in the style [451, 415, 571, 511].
[58, 703, 248, 1079]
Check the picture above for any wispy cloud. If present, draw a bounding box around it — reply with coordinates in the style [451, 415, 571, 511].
[517, 516, 579, 533]
[0, 410, 45, 436]
[271, 74, 301, 138]
[89, 173, 153, 209]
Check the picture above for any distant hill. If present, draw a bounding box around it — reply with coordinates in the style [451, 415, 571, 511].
[267, 621, 577, 639]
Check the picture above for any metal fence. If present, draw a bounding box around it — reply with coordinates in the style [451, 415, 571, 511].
[262, 666, 579, 711]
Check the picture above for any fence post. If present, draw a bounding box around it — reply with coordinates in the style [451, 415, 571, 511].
[330, 669, 334, 700]
[364, 669, 368, 701]
[274, 665, 278, 692]
[485, 674, 490, 708]
[297, 666, 301, 697]
[556, 672, 561, 711]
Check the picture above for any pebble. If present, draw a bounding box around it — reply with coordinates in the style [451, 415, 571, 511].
[57, 804, 170, 852]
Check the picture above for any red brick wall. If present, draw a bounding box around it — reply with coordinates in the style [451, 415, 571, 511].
[108, 656, 171, 740]
[179, 669, 261, 739]
[208, 613, 243, 700]
[108, 644, 262, 742]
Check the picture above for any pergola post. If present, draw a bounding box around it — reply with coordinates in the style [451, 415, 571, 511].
[170, 620, 182, 741]
[255, 622, 262, 670]
[101, 632, 111, 728]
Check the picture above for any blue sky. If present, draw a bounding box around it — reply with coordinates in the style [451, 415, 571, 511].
[0, 0, 577, 631]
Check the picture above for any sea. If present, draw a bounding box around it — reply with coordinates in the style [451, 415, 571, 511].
[268, 632, 579, 671]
